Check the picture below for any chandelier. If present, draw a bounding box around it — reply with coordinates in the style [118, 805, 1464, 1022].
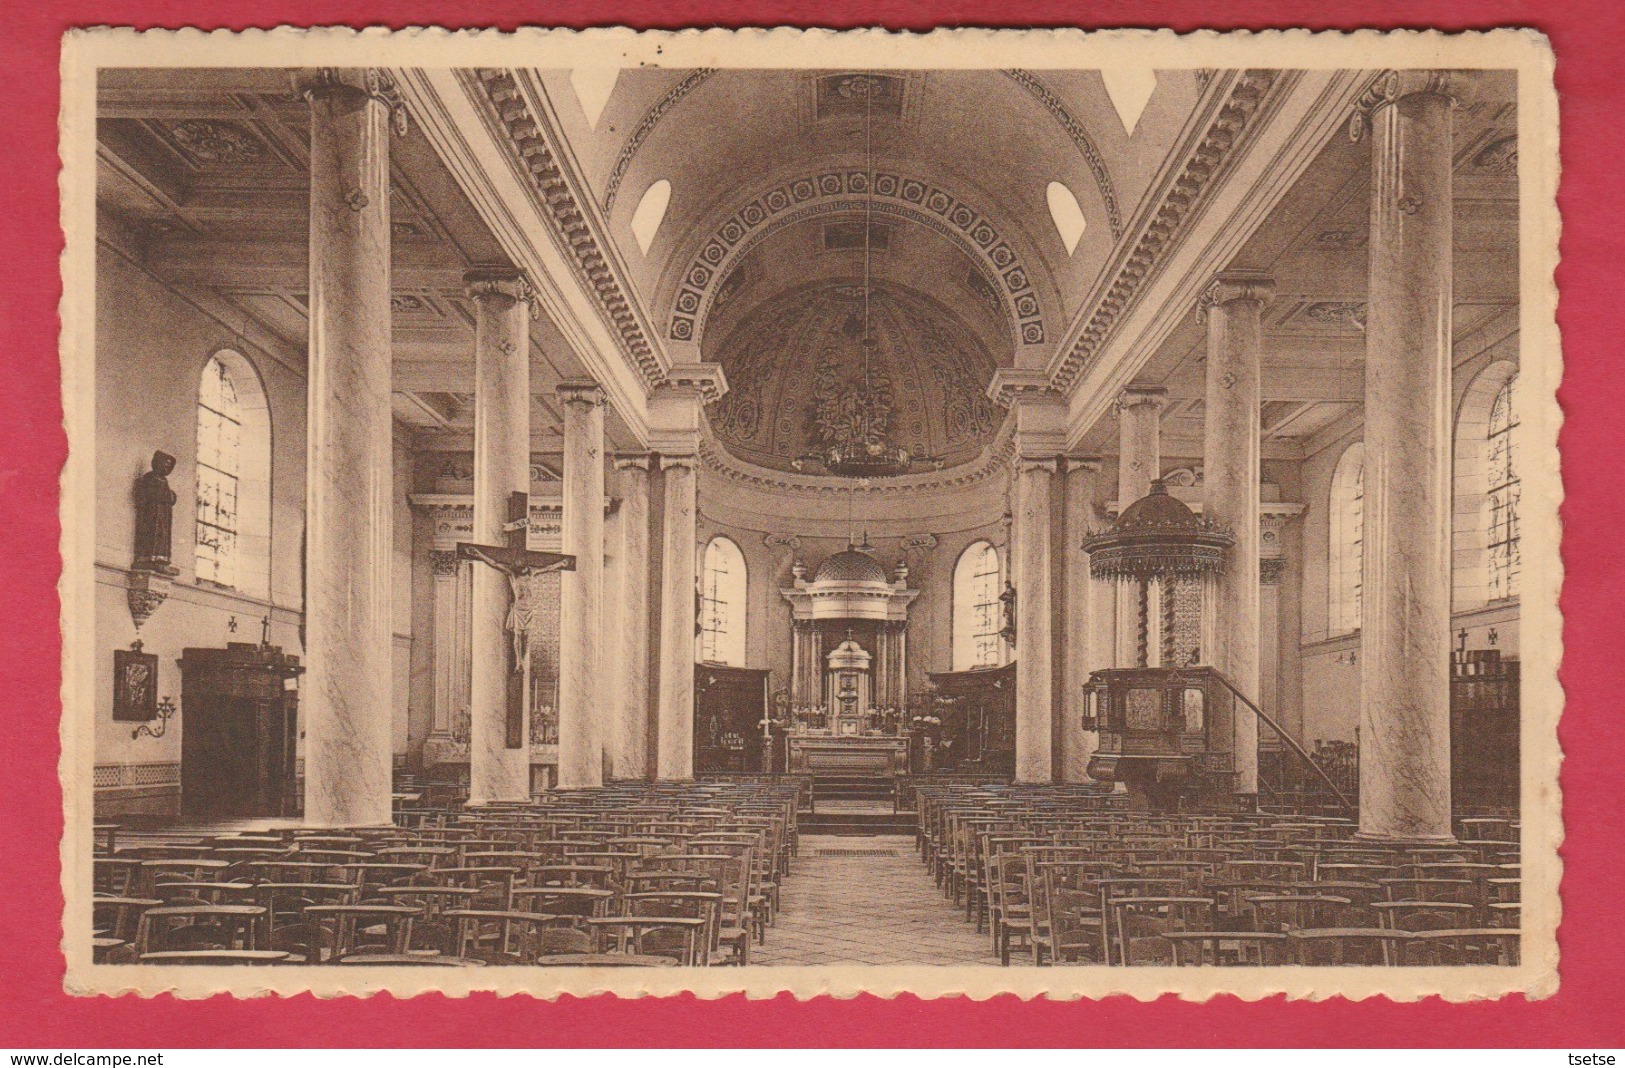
[796, 72, 919, 480]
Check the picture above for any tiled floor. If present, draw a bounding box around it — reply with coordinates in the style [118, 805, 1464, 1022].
[754, 834, 998, 966]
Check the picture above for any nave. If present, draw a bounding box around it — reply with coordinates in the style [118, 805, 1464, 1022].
[90, 778, 1520, 968]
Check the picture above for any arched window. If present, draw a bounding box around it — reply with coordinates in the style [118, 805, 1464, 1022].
[1486, 374, 1521, 601]
[1453, 360, 1520, 611]
[698, 536, 747, 666]
[1328, 442, 1365, 635]
[194, 351, 271, 598]
[631, 179, 672, 255]
[953, 540, 1006, 671]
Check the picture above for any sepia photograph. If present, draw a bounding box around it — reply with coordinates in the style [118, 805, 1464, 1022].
[55, 26, 1562, 1003]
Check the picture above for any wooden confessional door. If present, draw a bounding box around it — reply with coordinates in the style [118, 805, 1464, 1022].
[179, 643, 302, 818]
[693, 665, 770, 774]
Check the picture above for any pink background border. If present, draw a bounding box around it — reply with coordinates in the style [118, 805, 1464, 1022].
[3, 1, 1619, 1046]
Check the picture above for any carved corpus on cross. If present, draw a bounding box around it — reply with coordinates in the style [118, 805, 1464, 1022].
[457, 490, 576, 749]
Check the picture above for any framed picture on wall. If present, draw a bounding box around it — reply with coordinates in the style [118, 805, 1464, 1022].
[112, 646, 158, 722]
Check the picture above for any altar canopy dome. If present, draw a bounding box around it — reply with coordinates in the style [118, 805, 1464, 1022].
[814, 546, 892, 587]
[705, 279, 1006, 474]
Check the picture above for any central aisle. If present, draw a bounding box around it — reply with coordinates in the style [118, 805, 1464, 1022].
[754, 834, 1000, 966]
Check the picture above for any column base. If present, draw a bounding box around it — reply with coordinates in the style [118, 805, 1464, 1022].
[1353, 831, 1460, 847]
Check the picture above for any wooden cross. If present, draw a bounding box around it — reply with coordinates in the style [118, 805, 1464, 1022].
[457, 491, 575, 749]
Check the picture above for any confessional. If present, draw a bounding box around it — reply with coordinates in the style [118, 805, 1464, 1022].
[693, 665, 771, 774]
[1451, 645, 1520, 811]
[178, 642, 303, 818]
[922, 662, 1016, 776]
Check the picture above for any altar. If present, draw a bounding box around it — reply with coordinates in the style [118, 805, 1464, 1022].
[787, 733, 910, 777]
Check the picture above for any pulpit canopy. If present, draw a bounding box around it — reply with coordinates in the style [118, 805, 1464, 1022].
[1083, 480, 1234, 582]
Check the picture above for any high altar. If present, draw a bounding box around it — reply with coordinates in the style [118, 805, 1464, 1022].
[780, 540, 917, 777]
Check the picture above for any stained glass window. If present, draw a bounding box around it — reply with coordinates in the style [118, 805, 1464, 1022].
[1329, 442, 1365, 634]
[698, 537, 747, 666]
[953, 541, 1005, 670]
[1487, 374, 1521, 601]
[195, 355, 242, 588]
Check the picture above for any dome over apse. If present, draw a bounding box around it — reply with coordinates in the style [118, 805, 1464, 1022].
[813, 547, 892, 587]
[705, 280, 1007, 474]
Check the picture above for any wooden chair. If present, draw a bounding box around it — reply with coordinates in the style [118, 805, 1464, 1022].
[1164, 931, 1292, 966]
[1287, 927, 1414, 966]
[135, 904, 267, 955]
[303, 903, 420, 962]
[1406, 928, 1520, 965]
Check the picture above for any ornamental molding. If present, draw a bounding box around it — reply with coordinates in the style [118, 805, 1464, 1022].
[1000, 69, 1123, 238]
[463, 267, 535, 307]
[1048, 70, 1283, 394]
[408, 493, 566, 551]
[698, 419, 1017, 500]
[473, 69, 667, 391]
[602, 69, 719, 211]
[668, 171, 1048, 349]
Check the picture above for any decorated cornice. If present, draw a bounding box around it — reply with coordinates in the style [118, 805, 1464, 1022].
[1047, 70, 1283, 394]
[698, 418, 1018, 499]
[667, 170, 1047, 349]
[602, 69, 719, 212]
[1000, 70, 1123, 238]
[472, 69, 667, 391]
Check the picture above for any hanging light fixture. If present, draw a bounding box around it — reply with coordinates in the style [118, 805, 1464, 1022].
[805, 73, 917, 480]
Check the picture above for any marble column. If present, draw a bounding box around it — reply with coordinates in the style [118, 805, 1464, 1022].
[428, 549, 470, 741]
[612, 452, 654, 780]
[656, 455, 699, 780]
[1356, 72, 1466, 843]
[1115, 387, 1166, 667]
[1014, 457, 1058, 783]
[466, 270, 533, 805]
[298, 69, 396, 828]
[1061, 458, 1101, 781]
[1201, 272, 1274, 799]
[557, 380, 606, 789]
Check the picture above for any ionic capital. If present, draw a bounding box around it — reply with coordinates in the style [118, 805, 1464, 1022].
[612, 451, 654, 474]
[1114, 385, 1168, 416]
[464, 267, 534, 308]
[556, 378, 605, 409]
[1199, 271, 1276, 320]
[1350, 70, 1475, 140]
[660, 454, 700, 474]
[293, 69, 409, 133]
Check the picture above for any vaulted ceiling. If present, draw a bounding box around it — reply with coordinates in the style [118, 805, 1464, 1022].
[534, 67, 1206, 361]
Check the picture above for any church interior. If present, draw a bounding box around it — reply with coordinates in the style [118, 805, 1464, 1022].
[88, 65, 1525, 967]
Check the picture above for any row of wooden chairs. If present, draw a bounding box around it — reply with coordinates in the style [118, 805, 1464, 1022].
[915, 784, 1520, 967]
[94, 781, 800, 967]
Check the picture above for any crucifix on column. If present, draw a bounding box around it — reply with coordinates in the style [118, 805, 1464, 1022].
[458, 490, 575, 749]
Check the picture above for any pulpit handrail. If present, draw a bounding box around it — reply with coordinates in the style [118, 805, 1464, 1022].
[1207, 669, 1356, 813]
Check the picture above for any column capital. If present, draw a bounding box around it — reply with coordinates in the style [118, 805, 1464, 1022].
[463, 267, 534, 307]
[293, 69, 409, 133]
[1350, 70, 1475, 140]
[1017, 455, 1063, 476]
[556, 378, 606, 409]
[1200, 271, 1276, 318]
[1061, 455, 1104, 476]
[660, 453, 700, 474]
[612, 450, 654, 473]
[987, 367, 1056, 408]
[661, 363, 729, 403]
[1115, 384, 1169, 415]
